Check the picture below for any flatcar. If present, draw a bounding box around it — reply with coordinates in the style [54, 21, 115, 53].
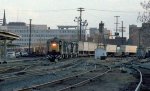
[47, 37, 78, 62]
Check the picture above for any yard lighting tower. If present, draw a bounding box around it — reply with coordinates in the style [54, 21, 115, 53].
[77, 8, 85, 41]
[74, 17, 80, 41]
[114, 16, 120, 37]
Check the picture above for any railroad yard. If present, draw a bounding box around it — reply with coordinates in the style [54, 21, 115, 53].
[0, 57, 149, 91]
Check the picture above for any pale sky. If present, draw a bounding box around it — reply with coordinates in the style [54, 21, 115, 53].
[0, 0, 146, 37]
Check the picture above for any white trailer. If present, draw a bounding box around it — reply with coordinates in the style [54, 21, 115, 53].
[78, 41, 97, 57]
[83, 42, 97, 51]
[95, 48, 107, 60]
[120, 45, 137, 56]
[78, 41, 84, 51]
[106, 45, 117, 56]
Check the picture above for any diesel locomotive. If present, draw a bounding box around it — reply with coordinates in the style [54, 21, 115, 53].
[47, 37, 78, 62]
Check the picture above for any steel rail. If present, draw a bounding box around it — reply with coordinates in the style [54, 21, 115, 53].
[19, 65, 111, 91]
[134, 68, 142, 91]
[58, 65, 111, 91]
[134, 65, 150, 91]
[0, 59, 83, 82]
[18, 69, 96, 91]
[124, 63, 142, 91]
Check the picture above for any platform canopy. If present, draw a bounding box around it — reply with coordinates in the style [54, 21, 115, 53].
[0, 31, 20, 63]
[0, 31, 20, 40]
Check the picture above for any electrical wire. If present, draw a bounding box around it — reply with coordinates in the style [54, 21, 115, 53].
[0, 8, 138, 13]
[87, 9, 138, 13]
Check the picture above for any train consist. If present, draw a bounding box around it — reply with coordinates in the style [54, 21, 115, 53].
[47, 39, 99, 62]
[46, 37, 150, 61]
[47, 37, 78, 62]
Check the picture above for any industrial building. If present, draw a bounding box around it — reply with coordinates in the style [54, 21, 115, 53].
[129, 24, 140, 46]
[129, 23, 150, 47]
[88, 27, 112, 42]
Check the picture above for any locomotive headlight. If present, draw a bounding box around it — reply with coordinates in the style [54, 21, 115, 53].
[52, 43, 57, 47]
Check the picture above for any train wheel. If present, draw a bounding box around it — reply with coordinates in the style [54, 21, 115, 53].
[50, 59, 55, 62]
[71, 54, 73, 58]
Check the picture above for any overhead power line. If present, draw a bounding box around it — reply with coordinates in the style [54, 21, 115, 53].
[87, 9, 138, 13]
[0, 9, 138, 13]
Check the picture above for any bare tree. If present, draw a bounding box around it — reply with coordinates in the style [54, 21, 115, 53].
[137, 0, 150, 22]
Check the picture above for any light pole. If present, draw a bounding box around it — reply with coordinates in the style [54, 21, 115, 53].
[82, 20, 88, 41]
[77, 8, 85, 41]
[74, 17, 80, 41]
[114, 16, 120, 37]
[29, 19, 32, 55]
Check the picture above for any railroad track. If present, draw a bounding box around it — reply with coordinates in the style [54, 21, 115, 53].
[136, 66, 150, 91]
[0, 59, 136, 91]
[19, 64, 111, 91]
[122, 58, 150, 91]
[1, 58, 96, 91]
[0, 59, 84, 82]
[0, 57, 44, 74]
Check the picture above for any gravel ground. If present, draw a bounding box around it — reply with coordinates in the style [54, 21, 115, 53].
[0, 58, 96, 91]
[70, 68, 137, 91]
[0, 57, 137, 91]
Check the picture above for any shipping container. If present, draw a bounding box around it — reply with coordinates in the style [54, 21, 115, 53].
[120, 45, 137, 56]
[78, 41, 97, 56]
[106, 45, 117, 56]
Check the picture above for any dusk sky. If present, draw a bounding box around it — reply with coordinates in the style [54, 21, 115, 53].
[0, 0, 146, 37]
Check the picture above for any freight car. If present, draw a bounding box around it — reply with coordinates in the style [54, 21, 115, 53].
[120, 45, 137, 57]
[106, 45, 117, 57]
[47, 37, 78, 62]
[78, 41, 97, 57]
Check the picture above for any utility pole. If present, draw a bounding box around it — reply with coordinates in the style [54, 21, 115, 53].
[2, 9, 6, 26]
[120, 21, 125, 45]
[120, 21, 125, 58]
[29, 19, 32, 55]
[74, 17, 80, 41]
[139, 28, 141, 47]
[77, 8, 85, 41]
[114, 16, 120, 37]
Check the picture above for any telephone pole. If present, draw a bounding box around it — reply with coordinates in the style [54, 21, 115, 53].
[29, 19, 32, 55]
[77, 8, 85, 41]
[120, 21, 125, 45]
[119, 21, 125, 58]
[114, 16, 120, 37]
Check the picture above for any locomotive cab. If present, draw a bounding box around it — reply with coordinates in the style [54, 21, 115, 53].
[47, 38, 62, 62]
[47, 37, 78, 62]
